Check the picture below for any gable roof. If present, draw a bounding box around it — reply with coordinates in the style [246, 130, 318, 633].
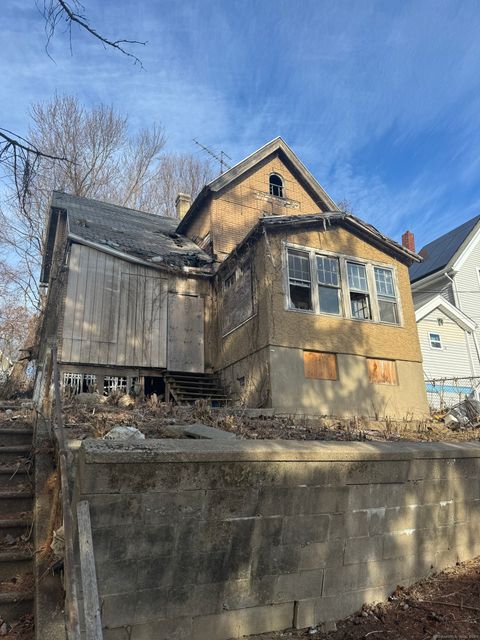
[176, 137, 338, 233]
[410, 214, 480, 283]
[41, 192, 213, 283]
[415, 294, 476, 332]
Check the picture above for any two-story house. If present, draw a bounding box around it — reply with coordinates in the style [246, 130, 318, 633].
[35, 138, 428, 418]
[408, 217, 480, 406]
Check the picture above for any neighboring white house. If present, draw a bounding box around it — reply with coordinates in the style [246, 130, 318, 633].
[406, 216, 480, 407]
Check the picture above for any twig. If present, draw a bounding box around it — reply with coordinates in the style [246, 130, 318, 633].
[39, 0, 146, 68]
[414, 599, 480, 613]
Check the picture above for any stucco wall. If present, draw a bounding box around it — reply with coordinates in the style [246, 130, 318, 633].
[75, 439, 480, 640]
[269, 346, 428, 418]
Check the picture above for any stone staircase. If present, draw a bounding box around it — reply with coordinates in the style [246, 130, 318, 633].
[0, 419, 34, 633]
[165, 372, 229, 405]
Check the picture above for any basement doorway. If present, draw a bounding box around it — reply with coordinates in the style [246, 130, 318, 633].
[144, 376, 165, 400]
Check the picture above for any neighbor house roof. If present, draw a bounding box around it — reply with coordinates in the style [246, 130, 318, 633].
[410, 215, 480, 283]
[176, 137, 338, 233]
[415, 294, 476, 332]
[41, 192, 213, 283]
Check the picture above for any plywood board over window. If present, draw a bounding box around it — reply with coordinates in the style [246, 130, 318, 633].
[367, 358, 397, 385]
[304, 351, 338, 380]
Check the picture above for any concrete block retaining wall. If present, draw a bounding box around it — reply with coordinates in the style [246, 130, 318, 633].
[73, 439, 480, 640]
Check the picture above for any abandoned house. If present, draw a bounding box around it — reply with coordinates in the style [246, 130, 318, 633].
[34, 137, 429, 417]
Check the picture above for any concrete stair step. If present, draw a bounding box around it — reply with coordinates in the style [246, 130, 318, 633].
[0, 446, 32, 464]
[0, 549, 32, 581]
[0, 429, 33, 446]
[0, 490, 33, 514]
[0, 513, 33, 540]
[0, 470, 30, 490]
[0, 585, 34, 621]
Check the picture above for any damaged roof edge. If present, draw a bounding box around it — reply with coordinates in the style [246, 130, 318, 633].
[68, 233, 213, 277]
[218, 212, 422, 270]
[40, 204, 67, 284]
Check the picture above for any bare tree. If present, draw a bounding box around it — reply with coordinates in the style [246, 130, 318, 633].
[152, 153, 214, 217]
[0, 95, 213, 307]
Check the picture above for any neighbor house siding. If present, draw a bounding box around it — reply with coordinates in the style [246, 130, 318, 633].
[417, 309, 473, 380]
[454, 232, 480, 372]
[412, 275, 455, 308]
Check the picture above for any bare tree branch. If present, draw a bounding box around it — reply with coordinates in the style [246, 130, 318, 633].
[39, 0, 147, 67]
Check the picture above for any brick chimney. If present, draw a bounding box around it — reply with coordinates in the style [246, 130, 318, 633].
[402, 230, 415, 253]
[175, 193, 191, 219]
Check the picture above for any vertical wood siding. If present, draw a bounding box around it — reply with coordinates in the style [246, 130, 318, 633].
[62, 244, 168, 368]
[167, 294, 204, 372]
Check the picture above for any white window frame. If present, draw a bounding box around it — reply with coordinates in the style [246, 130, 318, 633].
[372, 265, 400, 325]
[283, 242, 403, 326]
[429, 332, 443, 350]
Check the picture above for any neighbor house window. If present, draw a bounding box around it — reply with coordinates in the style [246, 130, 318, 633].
[347, 262, 371, 320]
[429, 333, 442, 349]
[374, 267, 399, 324]
[287, 249, 312, 310]
[269, 173, 284, 198]
[316, 255, 341, 314]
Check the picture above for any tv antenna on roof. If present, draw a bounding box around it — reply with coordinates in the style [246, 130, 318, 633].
[193, 139, 232, 173]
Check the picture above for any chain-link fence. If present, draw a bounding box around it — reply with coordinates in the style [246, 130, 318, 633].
[425, 376, 480, 411]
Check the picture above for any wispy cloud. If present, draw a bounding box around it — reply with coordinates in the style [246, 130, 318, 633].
[2, 0, 480, 249]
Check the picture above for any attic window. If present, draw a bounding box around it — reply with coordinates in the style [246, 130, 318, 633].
[269, 173, 284, 198]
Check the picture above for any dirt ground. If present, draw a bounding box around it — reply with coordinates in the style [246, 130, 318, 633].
[53, 396, 480, 444]
[251, 556, 480, 640]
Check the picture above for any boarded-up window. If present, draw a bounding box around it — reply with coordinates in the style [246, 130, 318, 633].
[367, 358, 397, 385]
[222, 266, 254, 335]
[304, 351, 338, 380]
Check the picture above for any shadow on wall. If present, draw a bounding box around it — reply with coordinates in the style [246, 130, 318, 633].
[79, 437, 480, 640]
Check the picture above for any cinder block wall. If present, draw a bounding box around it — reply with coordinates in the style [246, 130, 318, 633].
[74, 439, 480, 640]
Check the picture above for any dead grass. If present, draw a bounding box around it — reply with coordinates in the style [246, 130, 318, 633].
[58, 397, 480, 444]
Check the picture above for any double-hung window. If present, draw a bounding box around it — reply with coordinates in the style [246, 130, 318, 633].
[347, 262, 371, 320]
[374, 267, 399, 324]
[287, 249, 312, 310]
[316, 255, 341, 314]
[429, 332, 442, 349]
[286, 245, 402, 325]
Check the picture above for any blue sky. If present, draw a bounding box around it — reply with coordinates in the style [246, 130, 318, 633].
[2, 0, 480, 250]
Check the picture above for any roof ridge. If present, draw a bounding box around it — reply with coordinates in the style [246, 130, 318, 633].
[52, 191, 176, 222]
[418, 213, 480, 252]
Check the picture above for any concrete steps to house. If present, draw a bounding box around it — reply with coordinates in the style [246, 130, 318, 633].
[0, 445, 32, 464]
[0, 415, 34, 634]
